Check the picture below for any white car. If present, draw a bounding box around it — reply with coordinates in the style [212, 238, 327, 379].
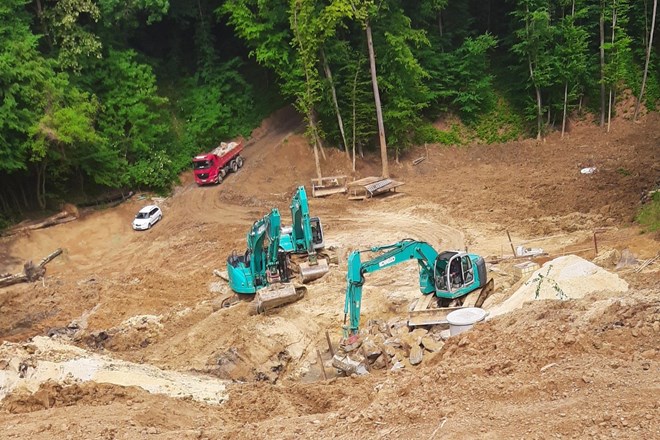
[132, 205, 162, 230]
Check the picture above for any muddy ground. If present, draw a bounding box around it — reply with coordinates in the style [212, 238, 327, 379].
[0, 107, 658, 439]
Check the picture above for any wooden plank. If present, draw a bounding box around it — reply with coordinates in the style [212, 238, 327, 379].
[347, 176, 381, 187]
[311, 175, 347, 184]
[412, 294, 435, 312]
[312, 186, 347, 197]
[408, 306, 462, 327]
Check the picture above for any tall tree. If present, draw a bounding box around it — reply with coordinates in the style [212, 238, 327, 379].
[634, 0, 658, 120]
[290, 0, 324, 179]
[556, 0, 589, 138]
[512, 0, 555, 139]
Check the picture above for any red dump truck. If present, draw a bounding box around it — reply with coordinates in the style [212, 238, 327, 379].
[192, 140, 244, 185]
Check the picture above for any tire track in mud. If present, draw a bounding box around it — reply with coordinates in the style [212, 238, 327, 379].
[327, 204, 466, 252]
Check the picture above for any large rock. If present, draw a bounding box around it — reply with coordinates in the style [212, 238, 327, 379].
[421, 336, 444, 352]
[409, 345, 424, 365]
[331, 353, 368, 375]
[361, 338, 382, 360]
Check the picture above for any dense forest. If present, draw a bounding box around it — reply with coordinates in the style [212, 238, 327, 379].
[0, 0, 658, 222]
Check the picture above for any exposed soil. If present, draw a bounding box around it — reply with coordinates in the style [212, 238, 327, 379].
[0, 107, 658, 439]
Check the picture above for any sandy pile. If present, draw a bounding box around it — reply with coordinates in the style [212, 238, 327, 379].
[489, 255, 629, 317]
[0, 336, 228, 405]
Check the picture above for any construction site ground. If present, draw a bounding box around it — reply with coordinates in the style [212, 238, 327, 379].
[1, 107, 658, 439]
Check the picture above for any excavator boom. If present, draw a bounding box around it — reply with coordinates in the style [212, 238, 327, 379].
[280, 186, 329, 282]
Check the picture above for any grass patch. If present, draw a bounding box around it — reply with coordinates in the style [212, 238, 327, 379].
[472, 96, 524, 143]
[636, 191, 660, 232]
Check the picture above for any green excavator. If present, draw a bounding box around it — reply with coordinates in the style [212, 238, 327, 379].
[225, 208, 305, 313]
[342, 239, 494, 336]
[279, 186, 329, 282]
[223, 186, 330, 313]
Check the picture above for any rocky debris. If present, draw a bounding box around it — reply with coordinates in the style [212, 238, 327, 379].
[332, 319, 446, 375]
[0, 337, 229, 405]
[331, 353, 368, 376]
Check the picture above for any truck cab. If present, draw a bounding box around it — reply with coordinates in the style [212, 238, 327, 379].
[193, 154, 221, 184]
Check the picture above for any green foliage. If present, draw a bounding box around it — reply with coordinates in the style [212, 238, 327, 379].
[372, 3, 433, 150]
[45, 0, 103, 72]
[472, 96, 525, 143]
[1, 0, 658, 216]
[90, 49, 173, 189]
[413, 123, 463, 146]
[0, 0, 51, 172]
[177, 58, 258, 158]
[424, 34, 498, 122]
[636, 192, 660, 232]
[0, 214, 11, 231]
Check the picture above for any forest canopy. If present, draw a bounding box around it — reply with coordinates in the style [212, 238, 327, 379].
[0, 0, 658, 219]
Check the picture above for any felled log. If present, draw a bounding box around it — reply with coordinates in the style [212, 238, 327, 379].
[3, 209, 77, 237]
[0, 248, 62, 288]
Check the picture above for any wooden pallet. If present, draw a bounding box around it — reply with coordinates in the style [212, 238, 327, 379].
[311, 175, 348, 197]
[347, 176, 405, 200]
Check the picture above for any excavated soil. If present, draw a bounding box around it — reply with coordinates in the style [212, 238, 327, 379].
[0, 107, 659, 439]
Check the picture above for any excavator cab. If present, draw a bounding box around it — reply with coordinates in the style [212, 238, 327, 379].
[434, 251, 486, 297]
[309, 217, 324, 249]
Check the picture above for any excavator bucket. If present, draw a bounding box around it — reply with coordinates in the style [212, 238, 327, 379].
[251, 283, 307, 314]
[298, 258, 329, 283]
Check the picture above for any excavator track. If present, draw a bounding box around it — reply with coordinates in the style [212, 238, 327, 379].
[219, 292, 255, 309]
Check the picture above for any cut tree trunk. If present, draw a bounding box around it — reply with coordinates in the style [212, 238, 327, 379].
[634, 0, 658, 120]
[3, 209, 77, 237]
[599, 11, 606, 127]
[322, 50, 349, 158]
[561, 82, 569, 138]
[0, 248, 62, 288]
[366, 21, 389, 178]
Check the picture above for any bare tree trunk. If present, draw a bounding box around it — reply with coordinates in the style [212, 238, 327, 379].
[366, 21, 389, 178]
[309, 113, 323, 179]
[321, 50, 349, 158]
[562, 0, 576, 139]
[312, 110, 327, 160]
[634, 0, 658, 120]
[599, 9, 606, 127]
[20, 184, 29, 209]
[35, 162, 47, 210]
[291, 5, 324, 177]
[562, 82, 569, 138]
[607, 3, 617, 133]
[438, 10, 443, 36]
[525, 4, 542, 140]
[528, 55, 543, 140]
[351, 65, 359, 172]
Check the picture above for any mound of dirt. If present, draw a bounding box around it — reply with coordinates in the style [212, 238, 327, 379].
[490, 255, 630, 317]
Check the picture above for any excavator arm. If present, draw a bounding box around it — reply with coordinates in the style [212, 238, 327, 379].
[282, 186, 329, 282]
[343, 239, 440, 335]
[264, 208, 283, 280]
[289, 186, 315, 255]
